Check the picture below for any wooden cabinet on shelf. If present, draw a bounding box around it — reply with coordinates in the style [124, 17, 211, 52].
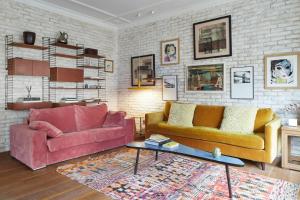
[50, 67, 84, 82]
[8, 58, 50, 77]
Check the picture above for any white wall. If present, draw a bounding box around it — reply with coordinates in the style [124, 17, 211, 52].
[118, 0, 300, 121]
[0, 0, 118, 152]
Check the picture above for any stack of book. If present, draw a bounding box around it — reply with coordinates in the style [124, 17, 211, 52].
[145, 134, 170, 146]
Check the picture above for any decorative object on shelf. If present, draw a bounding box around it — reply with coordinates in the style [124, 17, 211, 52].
[60, 97, 79, 103]
[162, 75, 177, 101]
[283, 103, 299, 127]
[160, 38, 180, 66]
[264, 52, 300, 89]
[186, 64, 225, 92]
[104, 59, 114, 73]
[131, 54, 155, 86]
[212, 147, 222, 158]
[57, 31, 68, 44]
[84, 48, 98, 55]
[23, 31, 36, 45]
[17, 97, 41, 103]
[193, 15, 232, 60]
[230, 66, 254, 99]
[26, 85, 32, 99]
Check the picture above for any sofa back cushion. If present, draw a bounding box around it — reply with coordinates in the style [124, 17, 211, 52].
[29, 106, 77, 133]
[193, 105, 225, 128]
[254, 108, 274, 132]
[74, 104, 108, 131]
[102, 111, 126, 128]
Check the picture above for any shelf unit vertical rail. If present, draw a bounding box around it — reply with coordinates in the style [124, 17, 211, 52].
[76, 44, 84, 101]
[42, 37, 50, 102]
[5, 35, 14, 109]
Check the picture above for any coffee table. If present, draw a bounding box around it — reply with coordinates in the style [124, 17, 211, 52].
[126, 141, 244, 198]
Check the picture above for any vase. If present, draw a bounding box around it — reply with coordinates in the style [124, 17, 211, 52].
[23, 31, 36, 45]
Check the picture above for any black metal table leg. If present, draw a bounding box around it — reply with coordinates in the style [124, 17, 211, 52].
[134, 149, 140, 175]
[155, 150, 158, 161]
[225, 164, 232, 198]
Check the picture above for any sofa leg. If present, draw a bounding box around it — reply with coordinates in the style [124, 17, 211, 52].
[260, 162, 265, 171]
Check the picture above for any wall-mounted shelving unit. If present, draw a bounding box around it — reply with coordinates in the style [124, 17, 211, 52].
[5, 35, 51, 110]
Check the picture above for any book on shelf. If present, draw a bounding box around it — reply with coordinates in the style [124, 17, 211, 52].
[162, 141, 179, 149]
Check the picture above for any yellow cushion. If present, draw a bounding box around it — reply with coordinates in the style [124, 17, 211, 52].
[193, 105, 225, 128]
[220, 106, 258, 133]
[147, 122, 264, 150]
[254, 108, 274, 132]
[168, 103, 196, 127]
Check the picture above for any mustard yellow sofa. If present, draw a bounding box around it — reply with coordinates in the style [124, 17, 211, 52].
[145, 102, 281, 168]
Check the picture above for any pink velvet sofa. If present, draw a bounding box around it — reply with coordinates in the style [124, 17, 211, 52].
[10, 104, 135, 170]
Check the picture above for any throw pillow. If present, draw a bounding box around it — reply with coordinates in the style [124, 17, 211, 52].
[167, 103, 196, 127]
[220, 106, 258, 134]
[29, 121, 63, 138]
[102, 111, 126, 127]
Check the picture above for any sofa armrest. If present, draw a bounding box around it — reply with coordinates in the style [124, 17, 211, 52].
[124, 118, 136, 143]
[264, 115, 281, 162]
[145, 112, 164, 138]
[10, 124, 48, 170]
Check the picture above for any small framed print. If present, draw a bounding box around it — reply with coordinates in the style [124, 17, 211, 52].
[162, 75, 178, 101]
[104, 59, 114, 73]
[131, 54, 155, 86]
[193, 15, 232, 60]
[264, 52, 300, 89]
[231, 66, 254, 99]
[160, 38, 180, 66]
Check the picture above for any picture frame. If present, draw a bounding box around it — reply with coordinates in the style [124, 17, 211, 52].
[160, 38, 180, 66]
[186, 63, 225, 93]
[162, 75, 178, 101]
[230, 66, 254, 99]
[264, 52, 300, 89]
[131, 54, 155, 86]
[193, 15, 232, 60]
[104, 59, 114, 73]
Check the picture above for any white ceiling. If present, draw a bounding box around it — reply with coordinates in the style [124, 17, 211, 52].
[18, 0, 236, 29]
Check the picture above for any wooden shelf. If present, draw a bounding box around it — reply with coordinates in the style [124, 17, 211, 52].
[77, 65, 105, 69]
[84, 77, 105, 81]
[84, 88, 105, 90]
[49, 87, 83, 90]
[52, 102, 86, 107]
[10, 42, 47, 50]
[79, 54, 105, 59]
[7, 102, 52, 110]
[52, 43, 82, 50]
[52, 53, 81, 59]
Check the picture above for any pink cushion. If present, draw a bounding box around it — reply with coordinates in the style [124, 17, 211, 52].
[29, 106, 77, 133]
[74, 104, 108, 131]
[102, 111, 126, 128]
[29, 121, 63, 138]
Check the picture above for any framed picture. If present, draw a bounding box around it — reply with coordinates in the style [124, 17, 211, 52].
[231, 66, 254, 99]
[193, 15, 232, 60]
[131, 54, 155, 86]
[160, 38, 180, 66]
[162, 75, 178, 101]
[104, 59, 114, 73]
[265, 52, 300, 89]
[186, 64, 225, 92]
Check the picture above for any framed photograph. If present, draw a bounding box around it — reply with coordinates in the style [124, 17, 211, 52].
[104, 59, 114, 73]
[131, 54, 155, 86]
[160, 38, 180, 66]
[231, 66, 254, 99]
[193, 15, 232, 60]
[186, 64, 225, 92]
[265, 52, 300, 89]
[162, 75, 178, 101]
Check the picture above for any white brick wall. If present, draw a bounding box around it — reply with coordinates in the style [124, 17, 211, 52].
[118, 0, 300, 122]
[0, 0, 118, 152]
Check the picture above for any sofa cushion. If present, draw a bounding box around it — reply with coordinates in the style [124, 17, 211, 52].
[74, 104, 108, 131]
[29, 121, 63, 138]
[29, 106, 77, 133]
[220, 106, 258, 133]
[147, 122, 264, 150]
[102, 111, 126, 128]
[254, 108, 274, 133]
[168, 103, 196, 127]
[193, 105, 225, 128]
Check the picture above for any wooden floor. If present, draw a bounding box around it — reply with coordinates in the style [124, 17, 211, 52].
[0, 147, 300, 200]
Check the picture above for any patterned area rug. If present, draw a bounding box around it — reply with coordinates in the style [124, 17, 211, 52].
[57, 149, 300, 200]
